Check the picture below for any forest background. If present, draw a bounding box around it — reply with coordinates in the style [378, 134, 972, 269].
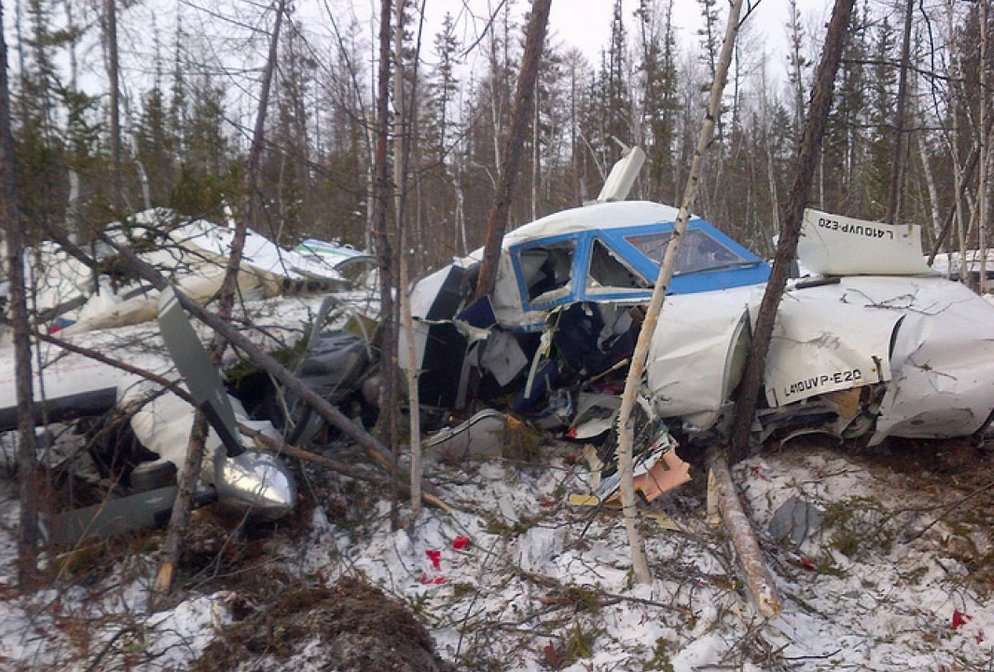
[4, 0, 987, 278]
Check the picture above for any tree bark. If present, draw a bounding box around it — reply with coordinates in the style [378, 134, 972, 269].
[392, 0, 423, 521]
[372, 0, 399, 502]
[0, 0, 40, 588]
[884, 0, 914, 226]
[391, 0, 407, 527]
[708, 454, 782, 618]
[106, 0, 122, 210]
[473, 0, 553, 301]
[614, 0, 745, 587]
[728, 0, 856, 463]
[915, 107, 941, 249]
[978, 0, 990, 293]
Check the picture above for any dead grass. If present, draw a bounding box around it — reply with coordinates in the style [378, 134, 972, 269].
[192, 575, 452, 672]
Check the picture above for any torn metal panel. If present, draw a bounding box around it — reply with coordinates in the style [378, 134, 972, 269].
[597, 146, 646, 202]
[568, 393, 622, 441]
[799, 208, 936, 276]
[762, 279, 899, 407]
[593, 425, 687, 504]
[423, 409, 507, 463]
[478, 330, 529, 387]
[645, 287, 754, 432]
[870, 277, 994, 443]
[403, 263, 476, 409]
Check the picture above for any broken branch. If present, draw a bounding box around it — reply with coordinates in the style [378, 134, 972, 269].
[707, 451, 782, 619]
[238, 425, 456, 514]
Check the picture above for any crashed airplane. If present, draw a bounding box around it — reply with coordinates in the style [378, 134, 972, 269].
[401, 149, 994, 464]
[0, 210, 374, 542]
[3, 149, 994, 539]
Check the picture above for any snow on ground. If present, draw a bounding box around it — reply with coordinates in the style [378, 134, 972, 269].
[2, 439, 994, 670]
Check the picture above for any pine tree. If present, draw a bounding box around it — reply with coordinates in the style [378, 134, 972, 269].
[135, 79, 178, 208]
[423, 12, 460, 165]
[785, 0, 809, 145]
[170, 76, 235, 220]
[636, 0, 678, 201]
[822, 0, 868, 212]
[604, 0, 632, 154]
[867, 13, 897, 217]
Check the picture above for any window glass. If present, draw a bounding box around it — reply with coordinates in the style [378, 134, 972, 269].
[518, 240, 576, 302]
[626, 229, 748, 274]
[587, 239, 651, 291]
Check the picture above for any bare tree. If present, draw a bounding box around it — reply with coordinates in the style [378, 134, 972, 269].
[151, 0, 288, 608]
[105, 0, 122, 209]
[729, 0, 857, 463]
[473, 0, 553, 301]
[372, 0, 398, 499]
[614, 0, 746, 587]
[884, 0, 914, 225]
[0, 0, 40, 588]
[979, 0, 991, 293]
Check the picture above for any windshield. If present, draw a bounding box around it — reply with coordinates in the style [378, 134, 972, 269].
[626, 228, 752, 274]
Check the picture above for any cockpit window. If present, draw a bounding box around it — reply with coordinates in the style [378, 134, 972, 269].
[626, 228, 749, 274]
[518, 240, 576, 303]
[587, 239, 651, 291]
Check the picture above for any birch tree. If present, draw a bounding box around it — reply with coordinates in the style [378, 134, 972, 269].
[473, 0, 553, 301]
[614, 0, 746, 586]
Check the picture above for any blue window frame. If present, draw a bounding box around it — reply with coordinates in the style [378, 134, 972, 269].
[508, 219, 771, 317]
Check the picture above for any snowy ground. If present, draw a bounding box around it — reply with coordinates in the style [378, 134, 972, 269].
[2, 434, 994, 671]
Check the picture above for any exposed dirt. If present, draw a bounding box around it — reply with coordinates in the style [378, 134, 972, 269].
[192, 576, 453, 672]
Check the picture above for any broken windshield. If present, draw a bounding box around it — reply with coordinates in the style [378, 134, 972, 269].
[587, 239, 652, 293]
[518, 239, 576, 305]
[626, 228, 751, 275]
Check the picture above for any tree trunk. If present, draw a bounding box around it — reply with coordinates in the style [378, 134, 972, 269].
[473, 0, 553, 301]
[151, 0, 286, 608]
[0, 1, 40, 587]
[927, 122, 986, 265]
[979, 0, 990, 293]
[915, 107, 941, 249]
[884, 0, 914, 226]
[728, 0, 856, 463]
[707, 454, 782, 617]
[614, 0, 746, 586]
[373, 0, 398, 496]
[390, 0, 406, 528]
[106, 0, 122, 210]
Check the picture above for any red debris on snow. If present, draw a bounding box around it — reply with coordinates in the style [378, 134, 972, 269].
[952, 609, 971, 630]
[542, 641, 564, 669]
[452, 536, 471, 550]
[417, 549, 447, 584]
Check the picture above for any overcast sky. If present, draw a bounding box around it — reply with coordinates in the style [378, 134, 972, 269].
[407, 0, 833, 78]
